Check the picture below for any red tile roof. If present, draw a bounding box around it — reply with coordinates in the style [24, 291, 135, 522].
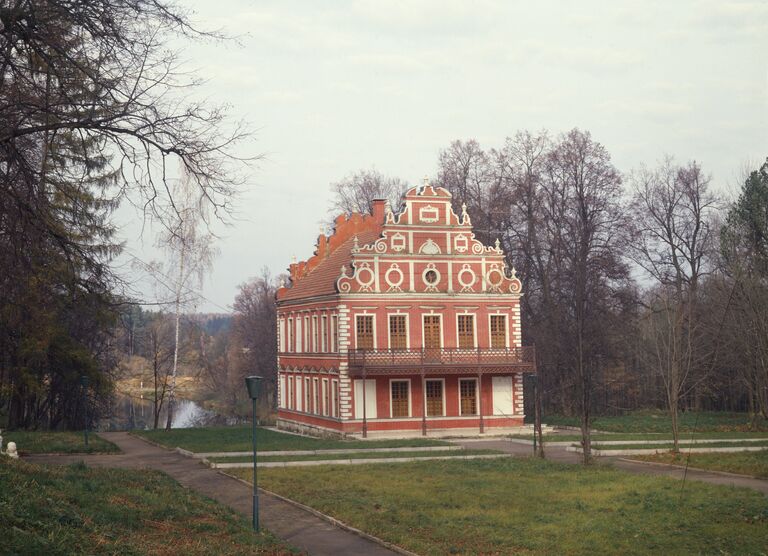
[277, 203, 385, 302]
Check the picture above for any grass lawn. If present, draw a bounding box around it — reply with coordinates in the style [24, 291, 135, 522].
[631, 451, 768, 479]
[209, 449, 502, 463]
[512, 431, 768, 442]
[231, 458, 768, 555]
[0, 458, 292, 555]
[135, 426, 450, 453]
[3, 430, 119, 454]
[545, 410, 768, 433]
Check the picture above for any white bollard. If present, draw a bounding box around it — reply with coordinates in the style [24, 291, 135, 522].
[6, 441, 18, 459]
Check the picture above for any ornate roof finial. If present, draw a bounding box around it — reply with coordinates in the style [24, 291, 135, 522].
[423, 175, 429, 188]
[340, 265, 348, 278]
[385, 201, 395, 223]
[461, 202, 468, 223]
[291, 255, 297, 264]
[510, 266, 518, 280]
[353, 235, 359, 252]
[495, 238, 501, 252]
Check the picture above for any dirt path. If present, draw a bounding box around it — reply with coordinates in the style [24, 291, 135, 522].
[455, 438, 768, 495]
[25, 432, 399, 556]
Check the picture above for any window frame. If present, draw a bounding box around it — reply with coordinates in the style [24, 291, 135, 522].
[331, 378, 339, 418]
[456, 313, 477, 349]
[355, 313, 376, 350]
[387, 313, 409, 350]
[458, 377, 479, 416]
[304, 377, 312, 413]
[331, 315, 339, 352]
[389, 379, 411, 418]
[424, 378, 446, 417]
[321, 315, 328, 352]
[489, 313, 509, 349]
[421, 313, 443, 350]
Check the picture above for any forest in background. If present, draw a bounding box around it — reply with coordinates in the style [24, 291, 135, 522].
[1, 3, 766, 461]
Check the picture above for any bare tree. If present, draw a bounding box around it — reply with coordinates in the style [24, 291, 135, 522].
[630, 159, 718, 451]
[146, 315, 174, 429]
[159, 169, 217, 430]
[328, 169, 407, 218]
[545, 129, 629, 463]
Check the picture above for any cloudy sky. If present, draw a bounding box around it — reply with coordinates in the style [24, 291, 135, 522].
[118, 0, 767, 312]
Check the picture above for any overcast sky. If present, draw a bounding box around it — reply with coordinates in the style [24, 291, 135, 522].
[117, 0, 768, 313]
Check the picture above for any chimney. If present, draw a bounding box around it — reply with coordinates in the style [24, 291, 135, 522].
[371, 198, 387, 223]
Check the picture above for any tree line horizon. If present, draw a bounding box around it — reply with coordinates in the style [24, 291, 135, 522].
[1, 1, 766, 463]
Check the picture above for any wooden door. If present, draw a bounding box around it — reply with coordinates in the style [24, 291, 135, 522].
[423, 315, 441, 349]
[425, 380, 444, 416]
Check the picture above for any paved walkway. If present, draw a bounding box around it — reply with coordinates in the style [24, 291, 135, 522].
[456, 438, 768, 495]
[26, 432, 398, 556]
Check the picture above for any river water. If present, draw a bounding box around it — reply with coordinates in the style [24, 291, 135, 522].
[98, 395, 239, 431]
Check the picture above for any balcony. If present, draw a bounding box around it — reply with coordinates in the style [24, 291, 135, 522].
[347, 346, 536, 375]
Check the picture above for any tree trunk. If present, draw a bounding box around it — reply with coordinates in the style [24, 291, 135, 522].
[165, 243, 186, 431]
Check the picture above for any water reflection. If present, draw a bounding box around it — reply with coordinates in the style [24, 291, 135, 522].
[100, 395, 241, 431]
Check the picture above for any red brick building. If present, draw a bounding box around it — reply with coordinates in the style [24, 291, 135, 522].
[276, 183, 536, 437]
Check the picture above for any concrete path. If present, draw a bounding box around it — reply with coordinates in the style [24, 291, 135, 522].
[456, 438, 768, 495]
[26, 432, 398, 556]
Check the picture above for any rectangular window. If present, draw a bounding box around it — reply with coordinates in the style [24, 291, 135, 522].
[287, 377, 293, 410]
[322, 379, 329, 416]
[312, 316, 318, 352]
[425, 379, 444, 416]
[287, 318, 294, 352]
[458, 314, 475, 349]
[314, 378, 320, 414]
[356, 315, 374, 350]
[296, 317, 302, 353]
[490, 315, 507, 348]
[423, 315, 441, 349]
[321, 315, 328, 352]
[459, 379, 478, 416]
[331, 315, 339, 352]
[278, 319, 285, 352]
[304, 316, 310, 352]
[390, 380, 410, 417]
[389, 315, 407, 349]
[305, 377, 311, 413]
[332, 379, 339, 417]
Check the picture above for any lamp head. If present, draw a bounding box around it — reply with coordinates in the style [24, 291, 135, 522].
[245, 376, 263, 400]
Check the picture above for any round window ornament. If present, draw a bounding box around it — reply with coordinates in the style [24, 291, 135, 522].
[385, 264, 404, 289]
[356, 266, 375, 288]
[487, 268, 504, 288]
[422, 265, 441, 290]
[458, 264, 476, 290]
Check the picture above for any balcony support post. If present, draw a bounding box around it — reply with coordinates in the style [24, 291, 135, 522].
[362, 366, 367, 438]
[421, 366, 427, 436]
[477, 347, 484, 434]
[478, 371, 484, 434]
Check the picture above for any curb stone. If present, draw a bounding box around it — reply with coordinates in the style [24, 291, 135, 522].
[222, 471, 420, 556]
[618, 457, 767, 481]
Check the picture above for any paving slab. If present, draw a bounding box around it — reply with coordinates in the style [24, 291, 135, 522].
[25, 432, 398, 556]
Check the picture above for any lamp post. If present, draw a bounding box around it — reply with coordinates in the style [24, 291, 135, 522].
[80, 375, 90, 448]
[245, 375, 263, 531]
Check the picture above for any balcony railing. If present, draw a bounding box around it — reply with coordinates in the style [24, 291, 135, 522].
[348, 346, 536, 373]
